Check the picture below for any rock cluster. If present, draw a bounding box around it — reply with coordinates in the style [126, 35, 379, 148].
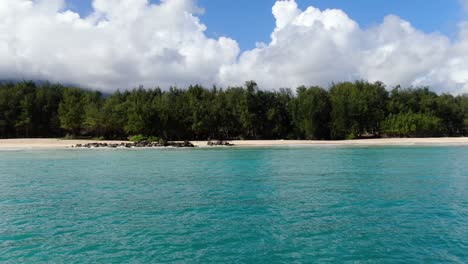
[207, 140, 234, 146]
[73, 141, 195, 148]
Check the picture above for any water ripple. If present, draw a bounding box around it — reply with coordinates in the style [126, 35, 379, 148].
[0, 146, 467, 263]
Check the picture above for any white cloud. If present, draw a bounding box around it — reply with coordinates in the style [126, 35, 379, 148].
[219, 0, 461, 93]
[1, 0, 468, 94]
[219, 2, 362, 89]
[0, 0, 239, 90]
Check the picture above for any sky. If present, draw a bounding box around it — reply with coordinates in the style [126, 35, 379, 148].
[66, 0, 465, 51]
[2, 0, 468, 94]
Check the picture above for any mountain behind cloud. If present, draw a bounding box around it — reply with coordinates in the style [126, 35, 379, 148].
[1, 0, 468, 94]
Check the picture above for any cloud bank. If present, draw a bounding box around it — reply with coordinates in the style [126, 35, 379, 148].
[1, 0, 468, 94]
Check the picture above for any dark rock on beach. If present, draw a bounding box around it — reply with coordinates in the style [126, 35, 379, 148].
[207, 140, 234, 146]
[72, 141, 196, 149]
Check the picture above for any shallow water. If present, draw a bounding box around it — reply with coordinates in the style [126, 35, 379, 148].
[0, 146, 467, 263]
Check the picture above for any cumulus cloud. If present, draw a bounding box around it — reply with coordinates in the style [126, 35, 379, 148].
[0, 0, 239, 90]
[219, 0, 460, 93]
[1, 0, 468, 93]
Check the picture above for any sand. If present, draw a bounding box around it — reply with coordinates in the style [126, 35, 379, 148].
[0, 138, 467, 149]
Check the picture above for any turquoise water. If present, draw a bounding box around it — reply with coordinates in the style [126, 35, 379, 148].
[0, 146, 467, 263]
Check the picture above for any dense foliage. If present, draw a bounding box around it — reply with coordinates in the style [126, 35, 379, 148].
[0, 81, 467, 140]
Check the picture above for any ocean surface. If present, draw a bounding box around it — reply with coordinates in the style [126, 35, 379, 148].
[0, 146, 467, 263]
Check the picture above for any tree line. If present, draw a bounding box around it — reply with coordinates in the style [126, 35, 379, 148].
[0, 80, 467, 140]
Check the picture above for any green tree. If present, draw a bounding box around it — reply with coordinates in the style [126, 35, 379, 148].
[435, 94, 464, 135]
[101, 91, 127, 138]
[82, 91, 105, 137]
[382, 112, 442, 137]
[0, 80, 465, 141]
[34, 84, 63, 137]
[292, 86, 331, 139]
[330, 81, 388, 139]
[14, 82, 37, 137]
[59, 88, 85, 136]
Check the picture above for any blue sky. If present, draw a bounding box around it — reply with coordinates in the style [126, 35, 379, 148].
[66, 0, 465, 51]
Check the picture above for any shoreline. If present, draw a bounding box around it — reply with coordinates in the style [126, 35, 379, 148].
[0, 138, 467, 149]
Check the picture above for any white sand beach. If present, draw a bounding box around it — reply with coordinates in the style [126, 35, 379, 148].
[0, 138, 467, 149]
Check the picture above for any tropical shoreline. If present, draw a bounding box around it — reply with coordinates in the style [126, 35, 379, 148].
[0, 138, 467, 150]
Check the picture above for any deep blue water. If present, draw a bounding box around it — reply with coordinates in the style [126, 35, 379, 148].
[0, 146, 467, 263]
